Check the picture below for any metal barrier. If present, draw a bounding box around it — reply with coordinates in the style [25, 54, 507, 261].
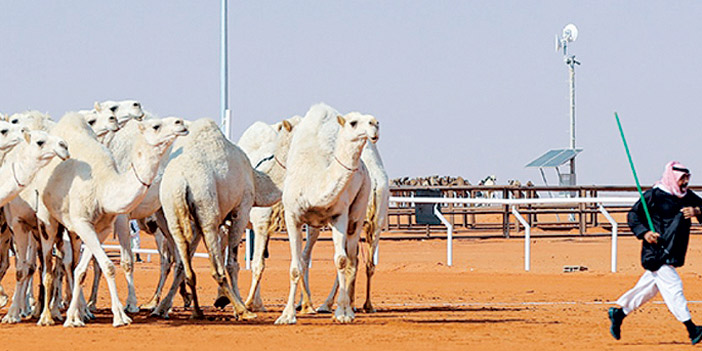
[390, 196, 638, 272]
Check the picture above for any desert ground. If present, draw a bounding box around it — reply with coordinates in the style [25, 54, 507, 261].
[2, 231, 702, 350]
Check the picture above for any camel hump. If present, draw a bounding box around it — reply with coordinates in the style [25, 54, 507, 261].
[253, 169, 281, 207]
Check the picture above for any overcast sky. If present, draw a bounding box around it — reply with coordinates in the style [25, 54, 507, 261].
[1, 1, 701, 186]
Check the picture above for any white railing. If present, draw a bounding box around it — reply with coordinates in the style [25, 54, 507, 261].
[390, 196, 639, 272]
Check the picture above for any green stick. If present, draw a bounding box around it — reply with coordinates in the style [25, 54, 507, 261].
[615, 112, 655, 232]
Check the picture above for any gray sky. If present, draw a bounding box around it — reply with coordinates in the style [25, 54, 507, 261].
[1, 1, 701, 186]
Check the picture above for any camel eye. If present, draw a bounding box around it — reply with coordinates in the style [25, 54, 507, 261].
[0, 129, 7, 136]
[88, 119, 96, 126]
[350, 121, 357, 127]
[110, 106, 118, 112]
[152, 124, 161, 131]
[37, 140, 45, 147]
[11, 119, 18, 124]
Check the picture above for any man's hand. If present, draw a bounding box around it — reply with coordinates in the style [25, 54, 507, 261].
[681, 206, 701, 219]
[644, 231, 660, 244]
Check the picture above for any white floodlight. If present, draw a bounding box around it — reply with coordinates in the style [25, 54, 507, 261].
[562, 24, 578, 42]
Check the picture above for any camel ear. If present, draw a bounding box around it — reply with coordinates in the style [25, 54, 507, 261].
[336, 115, 346, 126]
[282, 119, 293, 132]
[23, 129, 31, 143]
[94, 101, 102, 112]
[136, 121, 145, 132]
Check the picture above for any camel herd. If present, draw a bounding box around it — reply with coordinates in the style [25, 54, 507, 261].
[0, 101, 389, 327]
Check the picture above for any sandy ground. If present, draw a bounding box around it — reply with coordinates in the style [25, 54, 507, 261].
[3, 232, 702, 350]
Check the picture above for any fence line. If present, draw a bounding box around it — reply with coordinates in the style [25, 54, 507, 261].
[390, 196, 639, 272]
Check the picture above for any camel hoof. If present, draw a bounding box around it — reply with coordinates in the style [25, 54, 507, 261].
[87, 303, 98, 313]
[37, 314, 55, 326]
[298, 305, 316, 315]
[124, 304, 140, 313]
[113, 314, 132, 327]
[213, 296, 230, 309]
[316, 305, 333, 314]
[244, 301, 267, 312]
[274, 314, 296, 325]
[0, 294, 9, 308]
[63, 313, 85, 328]
[1, 313, 21, 324]
[237, 311, 257, 321]
[150, 310, 169, 320]
[140, 298, 159, 310]
[190, 311, 205, 320]
[363, 305, 377, 313]
[334, 306, 355, 323]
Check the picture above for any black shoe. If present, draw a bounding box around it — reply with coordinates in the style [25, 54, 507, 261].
[608, 307, 624, 340]
[691, 326, 702, 345]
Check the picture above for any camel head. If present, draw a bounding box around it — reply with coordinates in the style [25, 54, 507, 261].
[23, 130, 70, 163]
[0, 121, 23, 153]
[337, 112, 380, 144]
[8, 110, 54, 131]
[136, 117, 188, 148]
[83, 107, 119, 141]
[97, 100, 145, 126]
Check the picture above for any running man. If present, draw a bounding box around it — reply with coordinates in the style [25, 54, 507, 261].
[609, 161, 702, 344]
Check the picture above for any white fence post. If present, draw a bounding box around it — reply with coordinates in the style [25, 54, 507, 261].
[598, 204, 618, 273]
[245, 229, 252, 270]
[434, 204, 453, 266]
[511, 206, 531, 271]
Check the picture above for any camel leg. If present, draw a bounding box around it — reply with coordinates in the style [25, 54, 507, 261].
[115, 215, 138, 312]
[87, 258, 100, 312]
[0, 223, 12, 308]
[330, 214, 358, 323]
[155, 209, 192, 308]
[298, 226, 320, 314]
[2, 225, 33, 324]
[317, 275, 339, 314]
[141, 226, 170, 309]
[274, 212, 304, 325]
[223, 210, 256, 320]
[244, 207, 272, 312]
[151, 231, 201, 318]
[363, 225, 381, 313]
[23, 238, 39, 318]
[74, 222, 132, 327]
[35, 226, 55, 326]
[63, 247, 94, 327]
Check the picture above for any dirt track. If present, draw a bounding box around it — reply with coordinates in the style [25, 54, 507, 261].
[3, 234, 702, 350]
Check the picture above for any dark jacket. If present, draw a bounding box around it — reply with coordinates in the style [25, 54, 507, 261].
[628, 187, 702, 271]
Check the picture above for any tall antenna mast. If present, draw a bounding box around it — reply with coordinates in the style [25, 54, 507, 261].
[555, 23, 580, 185]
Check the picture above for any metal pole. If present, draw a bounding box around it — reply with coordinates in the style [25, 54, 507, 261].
[512, 206, 531, 272]
[434, 204, 453, 267]
[220, 0, 229, 139]
[598, 204, 618, 273]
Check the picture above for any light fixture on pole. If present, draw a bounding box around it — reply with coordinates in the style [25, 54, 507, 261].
[555, 23, 580, 186]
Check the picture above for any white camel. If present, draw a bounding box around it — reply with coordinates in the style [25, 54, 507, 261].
[0, 129, 70, 325]
[28, 112, 186, 327]
[237, 116, 302, 311]
[151, 118, 280, 320]
[275, 103, 378, 325]
[1, 107, 119, 324]
[313, 138, 389, 314]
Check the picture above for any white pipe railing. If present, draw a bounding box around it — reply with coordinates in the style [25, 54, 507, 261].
[434, 204, 453, 266]
[599, 204, 618, 273]
[511, 206, 531, 271]
[390, 196, 639, 272]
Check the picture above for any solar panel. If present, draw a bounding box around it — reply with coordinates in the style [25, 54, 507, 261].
[525, 148, 582, 168]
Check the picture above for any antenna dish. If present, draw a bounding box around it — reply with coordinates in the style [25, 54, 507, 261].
[562, 24, 578, 42]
